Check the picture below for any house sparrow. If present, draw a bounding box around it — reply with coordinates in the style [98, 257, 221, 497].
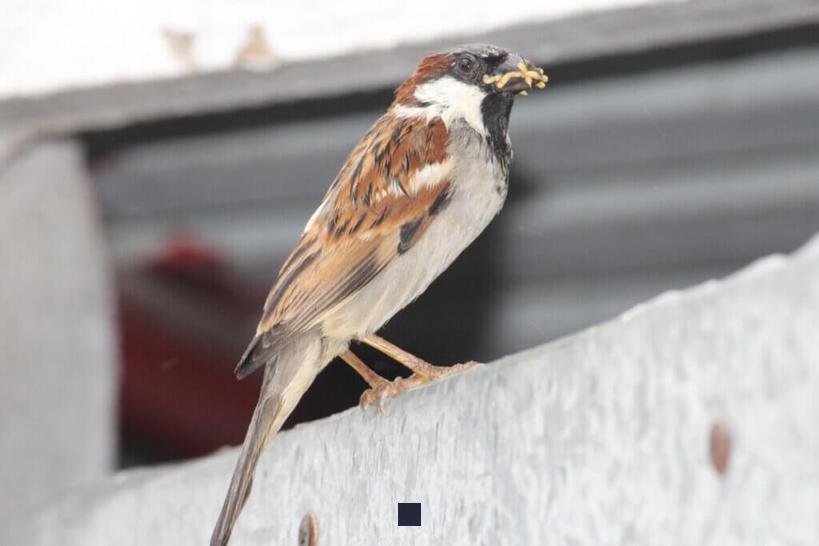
[210, 44, 548, 545]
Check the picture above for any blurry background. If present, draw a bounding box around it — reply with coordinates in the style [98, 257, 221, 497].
[1, 0, 818, 519]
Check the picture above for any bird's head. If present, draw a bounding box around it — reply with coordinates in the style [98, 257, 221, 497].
[393, 44, 548, 137]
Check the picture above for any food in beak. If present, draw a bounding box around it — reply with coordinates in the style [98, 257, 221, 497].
[483, 63, 549, 94]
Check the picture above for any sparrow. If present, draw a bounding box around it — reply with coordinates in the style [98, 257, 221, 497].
[210, 44, 548, 545]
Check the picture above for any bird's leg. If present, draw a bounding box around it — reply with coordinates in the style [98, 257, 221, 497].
[360, 334, 478, 379]
[340, 337, 478, 410]
[339, 350, 389, 391]
[338, 350, 423, 411]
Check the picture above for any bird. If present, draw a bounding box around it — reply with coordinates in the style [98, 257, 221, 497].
[210, 43, 548, 545]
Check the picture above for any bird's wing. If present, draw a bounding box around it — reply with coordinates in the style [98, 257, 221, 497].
[258, 113, 453, 339]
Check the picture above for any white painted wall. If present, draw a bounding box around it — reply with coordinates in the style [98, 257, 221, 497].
[0, 0, 678, 99]
[4, 233, 817, 545]
[0, 141, 118, 524]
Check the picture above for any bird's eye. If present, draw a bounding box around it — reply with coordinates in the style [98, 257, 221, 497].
[457, 56, 476, 75]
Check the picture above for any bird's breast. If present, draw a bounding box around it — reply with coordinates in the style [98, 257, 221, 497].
[322, 126, 508, 340]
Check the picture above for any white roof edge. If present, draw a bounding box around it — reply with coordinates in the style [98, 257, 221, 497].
[1, 0, 817, 140]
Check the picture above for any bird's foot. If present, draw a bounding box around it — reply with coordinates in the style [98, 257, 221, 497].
[358, 361, 480, 413]
[359, 375, 420, 413]
[408, 360, 479, 379]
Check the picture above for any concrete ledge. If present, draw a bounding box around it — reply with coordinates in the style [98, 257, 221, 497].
[6, 235, 819, 545]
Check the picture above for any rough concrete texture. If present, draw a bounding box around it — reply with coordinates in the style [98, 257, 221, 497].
[0, 141, 118, 523]
[5, 235, 819, 545]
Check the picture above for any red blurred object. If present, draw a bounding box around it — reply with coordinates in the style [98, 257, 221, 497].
[117, 232, 365, 461]
[150, 233, 227, 271]
[119, 303, 260, 457]
[118, 233, 262, 459]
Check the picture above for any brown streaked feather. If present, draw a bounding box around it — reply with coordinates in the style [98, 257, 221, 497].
[236, 113, 452, 378]
[259, 178, 452, 335]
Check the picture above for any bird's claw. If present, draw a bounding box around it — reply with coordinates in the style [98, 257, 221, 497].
[359, 376, 413, 415]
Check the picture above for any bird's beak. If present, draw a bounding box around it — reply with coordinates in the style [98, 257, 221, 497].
[483, 55, 548, 96]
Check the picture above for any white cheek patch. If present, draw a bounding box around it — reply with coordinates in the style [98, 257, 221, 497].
[395, 76, 488, 137]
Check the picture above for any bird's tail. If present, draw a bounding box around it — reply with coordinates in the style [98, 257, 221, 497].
[210, 335, 323, 546]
